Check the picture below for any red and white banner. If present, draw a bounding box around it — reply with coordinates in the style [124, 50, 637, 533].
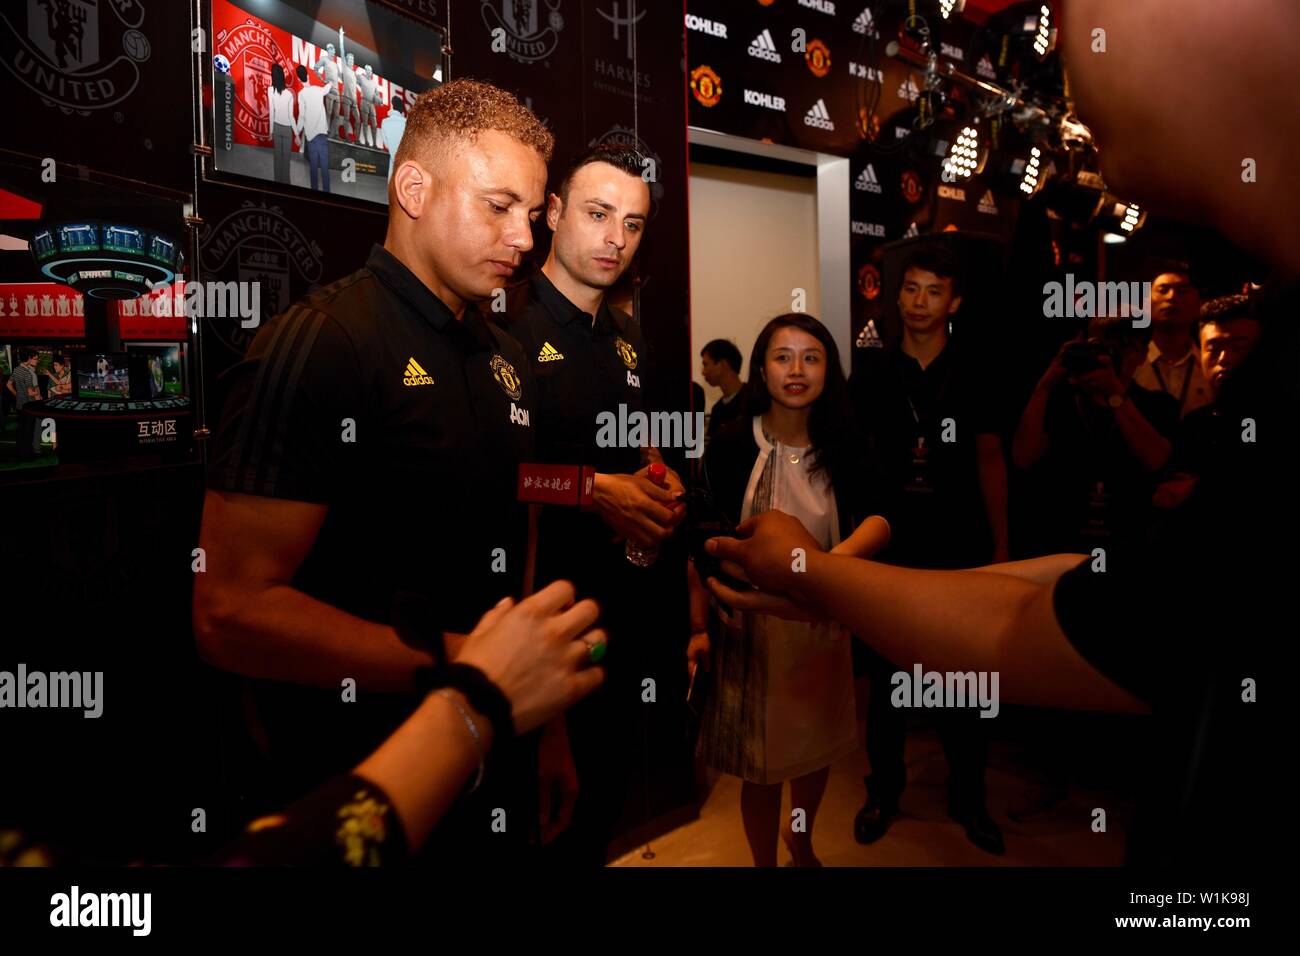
[0, 283, 85, 338]
[112, 280, 189, 340]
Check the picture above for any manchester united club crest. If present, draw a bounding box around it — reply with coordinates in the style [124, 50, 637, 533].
[857, 263, 881, 300]
[901, 170, 925, 204]
[3, 0, 152, 114]
[481, 0, 564, 65]
[614, 337, 637, 370]
[805, 39, 831, 78]
[491, 353, 523, 401]
[690, 64, 721, 107]
[214, 16, 295, 142]
[857, 107, 880, 142]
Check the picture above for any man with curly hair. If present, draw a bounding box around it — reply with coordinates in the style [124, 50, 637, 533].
[196, 80, 559, 860]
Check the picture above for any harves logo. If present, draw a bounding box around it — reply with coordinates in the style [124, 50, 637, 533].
[215, 16, 295, 142]
[482, 0, 564, 65]
[199, 201, 324, 356]
[2, 0, 152, 114]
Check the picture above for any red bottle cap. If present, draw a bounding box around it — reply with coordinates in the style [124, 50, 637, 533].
[647, 461, 667, 485]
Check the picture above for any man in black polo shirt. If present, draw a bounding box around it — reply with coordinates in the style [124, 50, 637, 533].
[504, 144, 685, 864]
[707, 0, 1292, 871]
[193, 80, 556, 855]
[848, 245, 1010, 854]
[701, 338, 746, 442]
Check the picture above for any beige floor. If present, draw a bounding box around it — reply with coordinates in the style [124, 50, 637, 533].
[612, 722, 1129, 868]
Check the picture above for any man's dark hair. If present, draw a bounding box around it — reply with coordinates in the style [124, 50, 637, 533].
[295, 64, 308, 84]
[389, 90, 405, 114]
[1148, 258, 1193, 284]
[1197, 294, 1257, 337]
[701, 339, 742, 376]
[557, 144, 645, 206]
[900, 244, 963, 297]
[16, 348, 34, 363]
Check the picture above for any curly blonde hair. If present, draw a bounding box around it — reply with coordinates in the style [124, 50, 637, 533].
[393, 78, 554, 174]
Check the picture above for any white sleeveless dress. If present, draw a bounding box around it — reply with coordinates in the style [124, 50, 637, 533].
[700, 416, 860, 784]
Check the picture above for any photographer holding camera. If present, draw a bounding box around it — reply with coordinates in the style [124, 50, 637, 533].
[1012, 316, 1178, 557]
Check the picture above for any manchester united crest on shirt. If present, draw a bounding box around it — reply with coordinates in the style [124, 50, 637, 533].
[491, 354, 522, 401]
[614, 337, 637, 370]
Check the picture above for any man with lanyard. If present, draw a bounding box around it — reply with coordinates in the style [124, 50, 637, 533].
[848, 245, 1010, 855]
[505, 144, 686, 865]
[1133, 264, 1213, 418]
[194, 80, 562, 861]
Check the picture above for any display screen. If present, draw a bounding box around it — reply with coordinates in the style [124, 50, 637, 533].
[129, 344, 184, 399]
[103, 225, 147, 255]
[209, 0, 443, 207]
[76, 353, 130, 401]
[58, 223, 99, 253]
[31, 229, 57, 260]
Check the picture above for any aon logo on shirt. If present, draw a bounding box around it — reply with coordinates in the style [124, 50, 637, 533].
[626, 370, 641, 388]
[510, 402, 531, 426]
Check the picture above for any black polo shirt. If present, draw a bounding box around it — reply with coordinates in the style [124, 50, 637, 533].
[849, 339, 997, 568]
[502, 269, 653, 673]
[208, 243, 537, 802]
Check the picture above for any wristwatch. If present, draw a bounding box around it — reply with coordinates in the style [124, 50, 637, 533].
[1107, 392, 1125, 408]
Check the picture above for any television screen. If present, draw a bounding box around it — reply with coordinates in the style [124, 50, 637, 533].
[128, 345, 184, 399]
[76, 353, 130, 401]
[210, 0, 444, 206]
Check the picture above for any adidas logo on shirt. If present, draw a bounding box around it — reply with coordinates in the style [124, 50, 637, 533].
[537, 341, 565, 363]
[855, 164, 882, 193]
[748, 29, 782, 63]
[978, 189, 999, 215]
[804, 99, 835, 131]
[403, 357, 434, 386]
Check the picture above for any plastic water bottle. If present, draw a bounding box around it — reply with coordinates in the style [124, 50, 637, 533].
[625, 461, 667, 567]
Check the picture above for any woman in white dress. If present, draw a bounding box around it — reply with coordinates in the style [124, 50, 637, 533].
[689, 313, 889, 866]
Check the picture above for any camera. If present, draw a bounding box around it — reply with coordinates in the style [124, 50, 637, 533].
[1062, 341, 1111, 375]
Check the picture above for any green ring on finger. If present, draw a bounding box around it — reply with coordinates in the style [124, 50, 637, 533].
[583, 637, 607, 664]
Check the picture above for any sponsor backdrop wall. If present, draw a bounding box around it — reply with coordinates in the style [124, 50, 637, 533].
[684, 0, 1023, 369]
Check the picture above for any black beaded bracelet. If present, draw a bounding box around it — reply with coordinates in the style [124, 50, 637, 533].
[414, 663, 516, 747]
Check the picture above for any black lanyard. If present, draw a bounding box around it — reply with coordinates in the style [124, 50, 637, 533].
[903, 355, 955, 431]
